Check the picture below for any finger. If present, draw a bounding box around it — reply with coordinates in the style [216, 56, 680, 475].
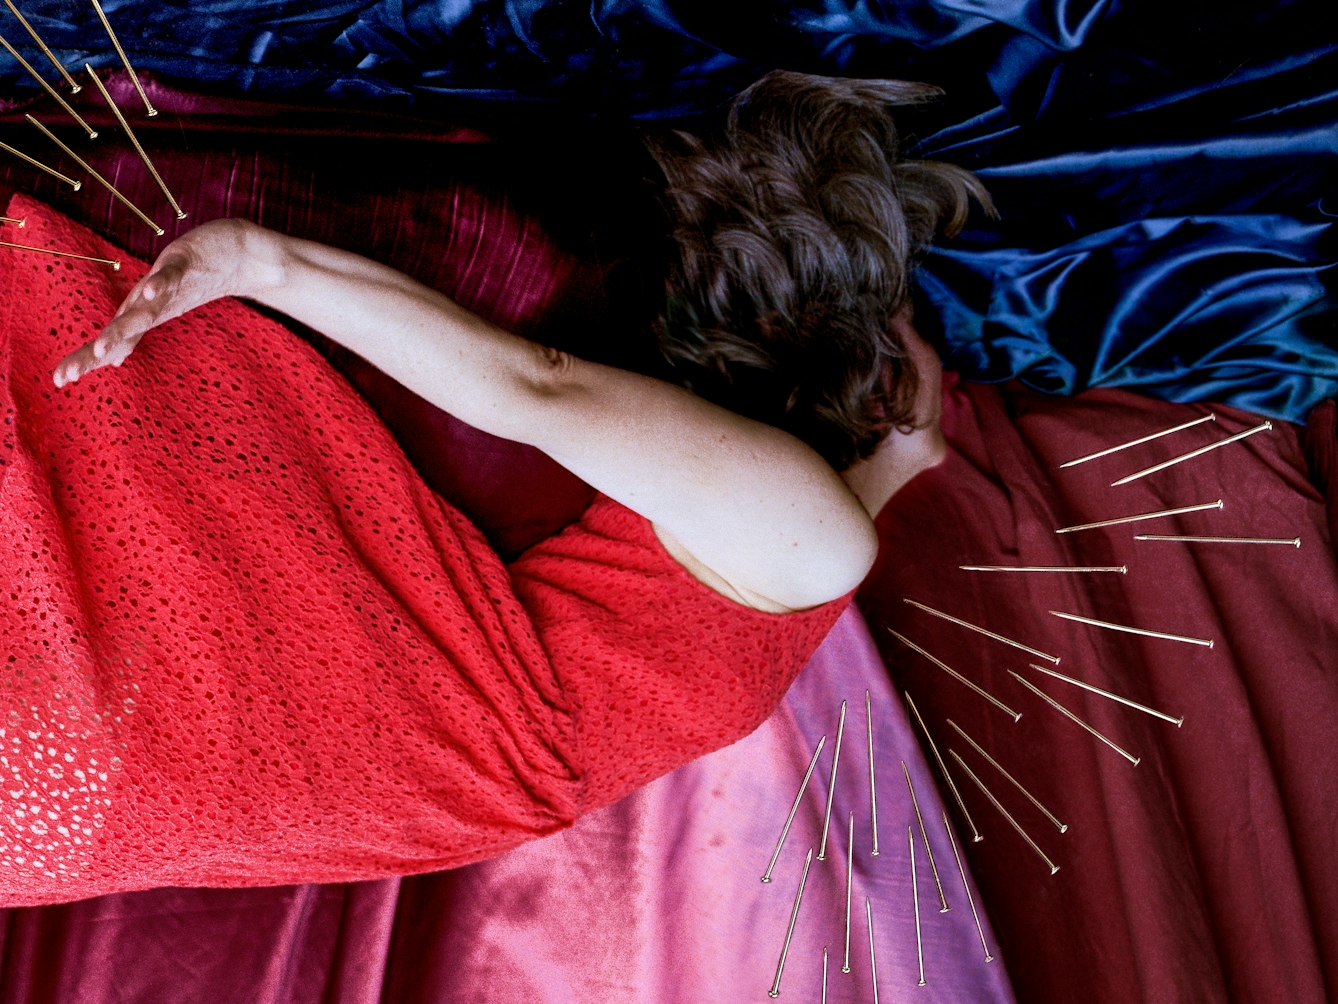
[91, 301, 158, 362]
[54, 306, 155, 387]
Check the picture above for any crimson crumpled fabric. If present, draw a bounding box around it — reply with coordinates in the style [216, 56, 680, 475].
[858, 374, 1338, 1003]
[0, 193, 846, 907]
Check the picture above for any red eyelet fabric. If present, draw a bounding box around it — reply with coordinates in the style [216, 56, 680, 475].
[0, 194, 848, 906]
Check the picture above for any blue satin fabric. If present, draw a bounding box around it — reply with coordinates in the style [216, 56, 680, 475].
[1, 0, 1334, 419]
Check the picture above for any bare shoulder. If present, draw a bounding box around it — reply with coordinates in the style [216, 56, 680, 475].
[652, 521, 870, 614]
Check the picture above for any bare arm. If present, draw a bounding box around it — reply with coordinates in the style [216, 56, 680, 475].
[54, 220, 876, 612]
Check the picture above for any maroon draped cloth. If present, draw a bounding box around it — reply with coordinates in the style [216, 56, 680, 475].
[858, 376, 1338, 1003]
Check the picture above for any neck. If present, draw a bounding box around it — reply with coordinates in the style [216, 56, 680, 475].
[840, 421, 946, 519]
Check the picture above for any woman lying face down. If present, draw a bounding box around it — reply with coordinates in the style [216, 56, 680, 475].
[5, 71, 988, 903]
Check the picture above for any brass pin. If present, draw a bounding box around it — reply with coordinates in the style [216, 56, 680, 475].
[1059, 413, 1216, 468]
[84, 65, 185, 218]
[946, 719, 1068, 833]
[768, 847, 813, 998]
[26, 114, 163, 234]
[0, 138, 82, 189]
[0, 33, 98, 138]
[821, 947, 828, 1004]
[1049, 609, 1213, 649]
[888, 628, 1022, 721]
[1025, 663, 1183, 727]
[0, 215, 23, 226]
[817, 700, 846, 861]
[1007, 671, 1141, 766]
[2, 0, 81, 91]
[866, 691, 879, 856]
[950, 749, 1059, 874]
[909, 828, 925, 987]
[0, 239, 119, 269]
[903, 598, 1061, 664]
[959, 564, 1127, 574]
[89, 0, 156, 116]
[761, 734, 826, 883]
[903, 760, 949, 911]
[1055, 499, 1223, 534]
[1112, 421, 1272, 486]
[944, 811, 994, 962]
[905, 691, 981, 841]
[1135, 534, 1300, 548]
[867, 895, 883, 1003]
[842, 811, 853, 973]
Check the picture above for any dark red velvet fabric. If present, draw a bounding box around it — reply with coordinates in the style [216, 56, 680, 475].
[858, 376, 1338, 1004]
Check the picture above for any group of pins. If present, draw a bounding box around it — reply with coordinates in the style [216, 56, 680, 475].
[764, 692, 995, 1002]
[763, 411, 1298, 998]
[1, 0, 183, 269]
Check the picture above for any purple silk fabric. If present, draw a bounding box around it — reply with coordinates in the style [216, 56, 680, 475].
[0, 609, 1017, 1004]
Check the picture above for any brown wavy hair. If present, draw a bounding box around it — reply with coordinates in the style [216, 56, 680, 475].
[647, 70, 994, 470]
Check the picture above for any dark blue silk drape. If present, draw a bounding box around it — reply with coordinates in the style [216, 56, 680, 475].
[2, 0, 1334, 420]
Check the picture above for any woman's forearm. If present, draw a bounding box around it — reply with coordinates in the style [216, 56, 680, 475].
[246, 229, 558, 445]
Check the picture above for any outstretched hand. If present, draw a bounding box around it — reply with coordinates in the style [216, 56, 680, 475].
[53, 219, 272, 388]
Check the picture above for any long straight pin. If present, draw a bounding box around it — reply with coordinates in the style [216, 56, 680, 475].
[960, 564, 1128, 574]
[84, 66, 185, 218]
[27, 114, 163, 235]
[89, 0, 156, 116]
[1136, 533, 1301, 547]
[909, 828, 925, 986]
[768, 847, 813, 998]
[1059, 413, 1216, 468]
[0, 33, 98, 138]
[1049, 609, 1213, 649]
[866, 691, 879, 856]
[842, 811, 853, 973]
[0, 138, 82, 189]
[0, 215, 23, 226]
[1007, 671, 1141, 766]
[1056, 498, 1222, 534]
[903, 761, 949, 911]
[867, 896, 882, 1003]
[888, 629, 1022, 721]
[946, 719, 1068, 833]
[944, 812, 994, 962]
[0, 240, 120, 269]
[2, 0, 81, 91]
[1112, 421, 1272, 486]
[1026, 663, 1183, 727]
[821, 947, 828, 1004]
[950, 750, 1059, 874]
[761, 735, 826, 883]
[903, 598, 1061, 665]
[817, 700, 846, 860]
[906, 691, 982, 841]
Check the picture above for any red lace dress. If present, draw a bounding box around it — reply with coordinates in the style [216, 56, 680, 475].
[0, 195, 848, 907]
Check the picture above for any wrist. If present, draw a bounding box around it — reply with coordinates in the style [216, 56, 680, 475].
[236, 223, 289, 299]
